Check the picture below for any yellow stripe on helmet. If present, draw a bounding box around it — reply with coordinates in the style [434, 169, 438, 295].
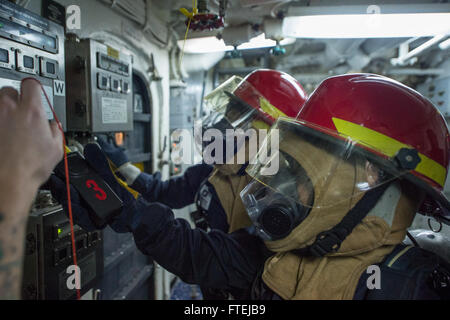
[332, 117, 447, 187]
[252, 97, 289, 130]
[259, 97, 288, 119]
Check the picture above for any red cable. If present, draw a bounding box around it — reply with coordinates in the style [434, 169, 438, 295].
[22, 78, 81, 300]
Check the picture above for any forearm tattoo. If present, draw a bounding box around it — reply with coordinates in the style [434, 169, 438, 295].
[0, 211, 26, 300]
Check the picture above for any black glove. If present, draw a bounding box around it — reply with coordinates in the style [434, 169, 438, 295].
[49, 144, 145, 233]
[96, 136, 130, 168]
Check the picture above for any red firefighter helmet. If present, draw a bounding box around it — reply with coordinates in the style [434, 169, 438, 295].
[295, 73, 450, 224]
[198, 69, 308, 165]
[234, 69, 308, 124]
[202, 69, 308, 132]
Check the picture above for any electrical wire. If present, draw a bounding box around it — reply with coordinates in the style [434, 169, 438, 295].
[178, 0, 197, 71]
[22, 78, 81, 300]
[178, 16, 193, 70]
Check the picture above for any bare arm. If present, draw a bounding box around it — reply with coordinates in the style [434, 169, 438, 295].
[0, 177, 42, 299]
[0, 217, 24, 300]
[0, 81, 63, 299]
[0, 206, 31, 299]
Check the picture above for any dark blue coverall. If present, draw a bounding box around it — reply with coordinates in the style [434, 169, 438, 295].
[130, 164, 230, 231]
[123, 165, 450, 300]
[49, 147, 450, 300]
[129, 163, 260, 299]
[126, 195, 449, 300]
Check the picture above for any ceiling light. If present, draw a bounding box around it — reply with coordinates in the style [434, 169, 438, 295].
[177, 34, 295, 54]
[236, 33, 295, 50]
[178, 36, 234, 54]
[283, 13, 450, 38]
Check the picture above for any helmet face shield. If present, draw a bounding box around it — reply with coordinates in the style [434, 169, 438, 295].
[243, 118, 411, 211]
[201, 76, 262, 132]
[199, 93, 257, 135]
[194, 108, 257, 164]
[195, 75, 283, 163]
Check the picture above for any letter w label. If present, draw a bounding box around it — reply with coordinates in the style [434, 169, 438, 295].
[54, 80, 65, 96]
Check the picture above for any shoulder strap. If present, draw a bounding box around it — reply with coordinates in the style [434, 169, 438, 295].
[293, 183, 391, 257]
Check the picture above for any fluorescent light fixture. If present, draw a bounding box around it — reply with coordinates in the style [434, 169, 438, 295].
[283, 13, 450, 38]
[177, 34, 295, 54]
[178, 37, 234, 54]
[236, 33, 295, 50]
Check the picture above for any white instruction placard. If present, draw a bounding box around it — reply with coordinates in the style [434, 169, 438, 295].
[0, 78, 54, 120]
[102, 97, 128, 124]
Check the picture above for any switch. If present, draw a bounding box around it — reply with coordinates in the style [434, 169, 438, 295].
[97, 73, 110, 90]
[111, 78, 121, 92]
[122, 81, 130, 94]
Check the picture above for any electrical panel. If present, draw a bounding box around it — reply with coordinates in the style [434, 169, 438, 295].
[65, 37, 134, 132]
[22, 197, 103, 300]
[0, 0, 66, 129]
[418, 76, 450, 117]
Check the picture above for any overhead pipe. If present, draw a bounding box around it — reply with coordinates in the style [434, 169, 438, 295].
[391, 34, 449, 66]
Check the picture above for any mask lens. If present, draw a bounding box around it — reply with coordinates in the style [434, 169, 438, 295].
[259, 204, 295, 240]
[241, 179, 312, 241]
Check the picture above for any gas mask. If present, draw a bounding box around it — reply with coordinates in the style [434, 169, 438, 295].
[240, 118, 410, 242]
[241, 152, 313, 241]
[197, 93, 256, 162]
[195, 76, 274, 165]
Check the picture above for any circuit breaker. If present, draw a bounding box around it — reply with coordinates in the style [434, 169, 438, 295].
[65, 37, 134, 132]
[22, 201, 103, 300]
